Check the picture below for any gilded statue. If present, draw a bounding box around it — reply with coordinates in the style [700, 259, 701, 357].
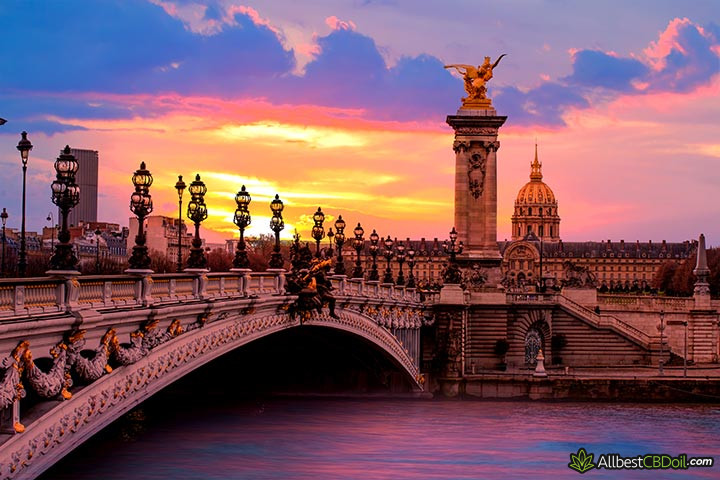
[445, 54, 506, 107]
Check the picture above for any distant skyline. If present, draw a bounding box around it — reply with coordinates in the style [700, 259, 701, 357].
[0, 1, 718, 244]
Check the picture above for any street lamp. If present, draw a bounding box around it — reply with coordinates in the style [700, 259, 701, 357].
[334, 215, 346, 275]
[396, 240, 406, 286]
[233, 185, 251, 269]
[327, 227, 334, 258]
[311, 207, 325, 258]
[186, 174, 208, 269]
[128, 162, 154, 270]
[95, 228, 102, 274]
[443, 226, 464, 263]
[351, 222, 364, 279]
[46, 212, 55, 253]
[406, 242, 417, 288]
[1, 208, 7, 277]
[269, 194, 284, 268]
[174, 175, 186, 272]
[368, 229, 380, 281]
[382, 235, 395, 284]
[16, 131, 33, 277]
[657, 309, 665, 375]
[49, 146, 80, 272]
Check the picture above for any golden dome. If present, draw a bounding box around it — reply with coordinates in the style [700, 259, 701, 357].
[515, 145, 556, 205]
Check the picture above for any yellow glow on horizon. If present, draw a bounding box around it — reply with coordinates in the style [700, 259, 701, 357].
[216, 121, 368, 148]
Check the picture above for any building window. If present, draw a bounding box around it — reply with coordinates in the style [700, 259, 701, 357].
[539, 225, 544, 236]
[527, 225, 532, 235]
[528, 207, 533, 216]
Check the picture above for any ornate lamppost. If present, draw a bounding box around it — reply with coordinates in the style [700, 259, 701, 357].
[49, 146, 80, 272]
[334, 215, 346, 275]
[185, 174, 208, 270]
[269, 194, 285, 268]
[406, 242, 417, 288]
[311, 207, 325, 258]
[95, 228, 102, 274]
[16, 131, 32, 277]
[174, 175, 186, 272]
[368, 229, 380, 281]
[327, 227, 334, 258]
[382, 235, 395, 284]
[1, 208, 7, 277]
[442, 227, 464, 285]
[233, 185, 251, 268]
[396, 240, 406, 286]
[444, 227, 464, 263]
[128, 162, 154, 270]
[46, 212, 55, 253]
[351, 222, 364, 279]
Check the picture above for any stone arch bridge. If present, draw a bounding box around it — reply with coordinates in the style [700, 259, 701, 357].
[0, 271, 432, 479]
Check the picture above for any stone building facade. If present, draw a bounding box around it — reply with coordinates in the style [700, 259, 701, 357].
[500, 148, 694, 290]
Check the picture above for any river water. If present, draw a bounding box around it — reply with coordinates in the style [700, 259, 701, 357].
[41, 396, 719, 480]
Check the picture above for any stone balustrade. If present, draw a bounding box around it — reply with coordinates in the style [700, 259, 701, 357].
[0, 271, 430, 320]
[598, 294, 695, 312]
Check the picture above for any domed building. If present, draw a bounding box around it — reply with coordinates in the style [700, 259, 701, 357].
[500, 146, 694, 290]
[511, 145, 560, 242]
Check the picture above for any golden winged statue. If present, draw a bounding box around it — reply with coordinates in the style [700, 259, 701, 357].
[445, 54, 506, 107]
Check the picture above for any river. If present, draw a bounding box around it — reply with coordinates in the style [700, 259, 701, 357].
[40, 395, 719, 480]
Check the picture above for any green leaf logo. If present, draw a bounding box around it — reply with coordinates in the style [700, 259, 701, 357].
[568, 448, 596, 474]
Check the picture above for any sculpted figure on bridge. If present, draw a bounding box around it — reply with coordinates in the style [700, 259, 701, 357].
[0, 341, 29, 433]
[22, 341, 73, 401]
[110, 330, 148, 366]
[66, 329, 114, 384]
[561, 261, 597, 288]
[445, 54, 506, 105]
[287, 258, 339, 321]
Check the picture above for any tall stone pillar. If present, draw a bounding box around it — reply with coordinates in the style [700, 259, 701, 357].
[446, 109, 506, 266]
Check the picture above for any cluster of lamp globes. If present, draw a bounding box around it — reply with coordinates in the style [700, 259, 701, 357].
[7, 130, 462, 277]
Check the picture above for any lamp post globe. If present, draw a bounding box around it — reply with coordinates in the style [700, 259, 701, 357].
[128, 162, 154, 270]
[16, 131, 33, 277]
[233, 185, 252, 269]
[382, 235, 395, 284]
[49, 146, 80, 272]
[185, 174, 208, 270]
[268, 194, 285, 268]
[333, 215, 346, 275]
[351, 222, 364, 279]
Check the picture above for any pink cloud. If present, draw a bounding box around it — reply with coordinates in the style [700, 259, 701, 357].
[325, 16, 357, 32]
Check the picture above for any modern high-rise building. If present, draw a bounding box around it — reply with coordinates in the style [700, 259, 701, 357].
[68, 148, 98, 227]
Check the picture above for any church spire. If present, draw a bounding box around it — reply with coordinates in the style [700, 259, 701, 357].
[530, 142, 542, 181]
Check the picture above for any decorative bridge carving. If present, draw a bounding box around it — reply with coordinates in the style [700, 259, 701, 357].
[0, 271, 433, 480]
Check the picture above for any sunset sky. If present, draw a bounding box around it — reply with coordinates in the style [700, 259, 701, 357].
[0, 0, 718, 244]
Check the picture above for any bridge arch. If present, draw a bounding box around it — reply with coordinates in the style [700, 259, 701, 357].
[0, 308, 421, 479]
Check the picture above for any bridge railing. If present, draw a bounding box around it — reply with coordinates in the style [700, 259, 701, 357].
[0, 270, 429, 319]
[597, 294, 694, 312]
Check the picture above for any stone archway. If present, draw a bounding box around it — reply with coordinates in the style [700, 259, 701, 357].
[0, 308, 422, 479]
